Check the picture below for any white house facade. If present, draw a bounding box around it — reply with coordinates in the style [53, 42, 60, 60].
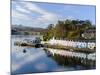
[48, 38, 95, 49]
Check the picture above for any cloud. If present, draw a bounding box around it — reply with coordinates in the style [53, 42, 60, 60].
[34, 62, 47, 71]
[66, 16, 75, 20]
[12, 49, 45, 72]
[16, 5, 30, 14]
[12, 10, 29, 20]
[19, 2, 47, 14]
[12, 1, 60, 28]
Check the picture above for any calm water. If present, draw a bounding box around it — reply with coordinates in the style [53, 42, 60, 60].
[11, 35, 87, 75]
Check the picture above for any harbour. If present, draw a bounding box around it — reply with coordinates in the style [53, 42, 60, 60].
[11, 35, 96, 74]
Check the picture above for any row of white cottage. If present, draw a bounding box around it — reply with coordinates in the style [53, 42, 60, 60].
[48, 38, 96, 49]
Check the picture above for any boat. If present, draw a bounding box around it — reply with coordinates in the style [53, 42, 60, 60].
[14, 37, 43, 48]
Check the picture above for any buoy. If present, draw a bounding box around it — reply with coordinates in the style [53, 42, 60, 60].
[23, 49, 27, 53]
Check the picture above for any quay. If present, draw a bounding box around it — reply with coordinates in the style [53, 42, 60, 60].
[14, 37, 96, 53]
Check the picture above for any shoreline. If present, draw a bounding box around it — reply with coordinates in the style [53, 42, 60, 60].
[14, 41, 95, 53]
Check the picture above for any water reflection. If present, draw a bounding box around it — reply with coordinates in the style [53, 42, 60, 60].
[12, 47, 69, 74]
[11, 35, 95, 75]
[11, 35, 73, 74]
[44, 48, 95, 69]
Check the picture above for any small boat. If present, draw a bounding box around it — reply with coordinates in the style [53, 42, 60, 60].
[14, 37, 43, 47]
[35, 44, 43, 48]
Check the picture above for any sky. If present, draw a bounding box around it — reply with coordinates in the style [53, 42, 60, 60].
[12, 1, 96, 28]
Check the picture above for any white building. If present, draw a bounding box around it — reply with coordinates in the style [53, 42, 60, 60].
[48, 38, 95, 49]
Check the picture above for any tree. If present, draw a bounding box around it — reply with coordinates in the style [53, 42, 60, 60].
[42, 19, 94, 41]
[43, 24, 54, 41]
[24, 31, 29, 35]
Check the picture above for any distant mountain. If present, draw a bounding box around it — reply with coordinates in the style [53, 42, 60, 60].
[11, 25, 46, 31]
[11, 25, 46, 35]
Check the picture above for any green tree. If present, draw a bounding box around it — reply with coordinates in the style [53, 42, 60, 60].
[42, 19, 94, 41]
[24, 31, 29, 35]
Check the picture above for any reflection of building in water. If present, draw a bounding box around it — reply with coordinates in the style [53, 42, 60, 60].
[48, 48, 96, 61]
[48, 38, 95, 49]
[48, 48, 96, 69]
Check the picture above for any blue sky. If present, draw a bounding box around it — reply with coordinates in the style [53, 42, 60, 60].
[12, 1, 96, 28]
